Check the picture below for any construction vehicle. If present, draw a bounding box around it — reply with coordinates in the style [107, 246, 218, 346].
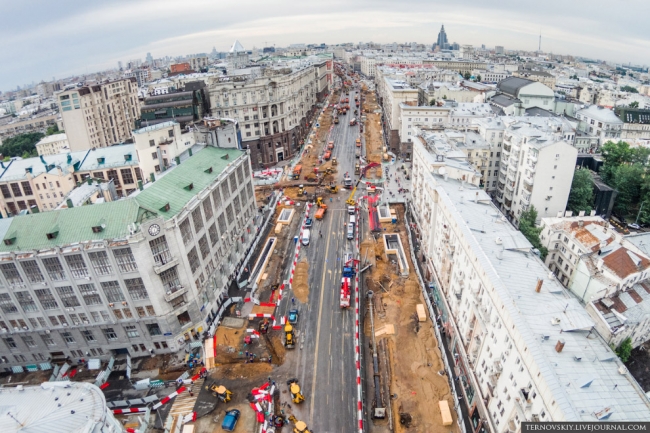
[343, 173, 353, 189]
[350, 118, 357, 126]
[315, 207, 326, 220]
[334, 116, 339, 124]
[284, 323, 295, 349]
[288, 416, 312, 433]
[355, 163, 360, 175]
[332, 156, 338, 166]
[210, 384, 233, 403]
[327, 141, 334, 150]
[258, 318, 270, 334]
[346, 179, 362, 206]
[327, 184, 338, 194]
[287, 379, 305, 404]
[361, 162, 381, 178]
[316, 197, 327, 208]
[356, 138, 361, 147]
[340, 277, 351, 308]
[298, 185, 306, 196]
[323, 150, 331, 160]
[291, 165, 302, 180]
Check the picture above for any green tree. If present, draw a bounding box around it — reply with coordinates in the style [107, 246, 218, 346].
[629, 101, 639, 108]
[0, 132, 43, 159]
[600, 140, 633, 184]
[430, 99, 436, 106]
[620, 85, 639, 93]
[614, 337, 633, 362]
[518, 206, 548, 259]
[476, 74, 481, 82]
[610, 164, 643, 217]
[45, 124, 59, 136]
[566, 169, 594, 214]
[463, 71, 471, 80]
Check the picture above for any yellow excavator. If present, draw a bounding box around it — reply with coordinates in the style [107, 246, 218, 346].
[315, 197, 328, 209]
[328, 184, 338, 194]
[346, 179, 362, 206]
[288, 415, 312, 433]
[284, 323, 295, 349]
[209, 384, 232, 403]
[298, 185, 306, 196]
[287, 379, 305, 404]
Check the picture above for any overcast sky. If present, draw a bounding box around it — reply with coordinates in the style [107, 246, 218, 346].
[2, 0, 649, 91]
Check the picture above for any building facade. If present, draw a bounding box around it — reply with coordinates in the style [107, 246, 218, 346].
[35, 133, 69, 156]
[57, 78, 140, 152]
[206, 60, 331, 169]
[575, 105, 623, 148]
[410, 139, 650, 431]
[0, 147, 257, 368]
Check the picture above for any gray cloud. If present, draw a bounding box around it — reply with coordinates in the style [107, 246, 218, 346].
[2, 0, 649, 90]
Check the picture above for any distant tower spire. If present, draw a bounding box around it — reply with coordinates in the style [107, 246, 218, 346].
[539, 29, 541, 52]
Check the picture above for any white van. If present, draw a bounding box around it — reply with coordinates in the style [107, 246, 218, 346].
[347, 223, 354, 240]
[302, 229, 311, 246]
[349, 215, 356, 225]
[347, 205, 355, 215]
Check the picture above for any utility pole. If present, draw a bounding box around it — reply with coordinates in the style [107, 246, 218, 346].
[539, 29, 542, 52]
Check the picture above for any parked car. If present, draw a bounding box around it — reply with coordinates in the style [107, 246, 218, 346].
[628, 223, 641, 230]
[288, 309, 299, 324]
[305, 217, 313, 228]
[222, 409, 241, 431]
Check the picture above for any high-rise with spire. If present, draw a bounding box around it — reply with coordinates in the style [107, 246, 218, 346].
[435, 24, 449, 50]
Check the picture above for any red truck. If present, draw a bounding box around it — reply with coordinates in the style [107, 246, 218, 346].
[340, 277, 351, 308]
[324, 151, 332, 160]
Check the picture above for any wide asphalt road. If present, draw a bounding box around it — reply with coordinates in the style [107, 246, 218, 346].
[277, 86, 362, 432]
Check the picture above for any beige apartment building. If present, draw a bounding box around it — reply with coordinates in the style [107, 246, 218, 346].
[35, 133, 69, 156]
[57, 78, 140, 152]
[0, 145, 141, 217]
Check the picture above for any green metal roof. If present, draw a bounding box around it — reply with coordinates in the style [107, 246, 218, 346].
[0, 147, 244, 252]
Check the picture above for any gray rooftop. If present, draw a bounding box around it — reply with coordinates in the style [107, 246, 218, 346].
[497, 76, 535, 97]
[577, 105, 624, 124]
[431, 174, 650, 420]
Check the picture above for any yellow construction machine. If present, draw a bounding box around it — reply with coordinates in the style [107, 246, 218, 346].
[209, 384, 232, 403]
[332, 156, 338, 166]
[288, 415, 312, 433]
[315, 197, 328, 209]
[327, 184, 338, 194]
[298, 185, 306, 196]
[346, 179, 362, 206]
[284, 323, 295, 349]
[287, 379, 305, 404]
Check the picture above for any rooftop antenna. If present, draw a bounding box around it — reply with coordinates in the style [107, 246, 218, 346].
[539, 29, 542, 53]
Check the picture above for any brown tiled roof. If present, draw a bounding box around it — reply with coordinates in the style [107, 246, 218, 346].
[640, 282, 650, 294]
[609, 295, 628, 313]
[628, 289, 643, 304]
[602, 247, 650, 279]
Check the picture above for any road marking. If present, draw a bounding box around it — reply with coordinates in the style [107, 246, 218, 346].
[328, 333, 331, 355]
[309, 211, 334, 425]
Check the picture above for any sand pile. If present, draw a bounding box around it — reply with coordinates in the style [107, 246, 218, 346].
[292, 260, 310, 303]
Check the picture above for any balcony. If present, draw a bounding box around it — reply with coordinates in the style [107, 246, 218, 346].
[498, 173, 507, 183]
[153, 257, 178, 275]
[504, 198, 512, 209]
[164, 286, 187, 302]
[529, 153, 538, 163]
[505, 182, 515, 192]
[499, 165, 508, 176]
[527, 163, 537, 173]
[507, 170, 516, 183]
[523, 175, 534, 186]
[522, 194, 531, 205]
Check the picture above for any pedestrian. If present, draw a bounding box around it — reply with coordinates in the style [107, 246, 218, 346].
[291, 297, 295, 305]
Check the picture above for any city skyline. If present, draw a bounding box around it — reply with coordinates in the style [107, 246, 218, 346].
[2, 0, 649, 90]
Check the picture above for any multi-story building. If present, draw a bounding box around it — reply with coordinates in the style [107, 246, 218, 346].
[35, 133, 69, 156]
[188, 55, 209, 72]
[0, 145, 142, 216]
[488, 77, 555, 115]
[0, 146, 257, 367]
[614, 107, 650, 141]
[57, 78, 140, 152]
[575, 105, 623, 148]
[513, 69, 556, 89]
[206, 59, 331, 169]
[540, 216, 650, 349]
[409, 142, 650, 431]
[138, 81, 210, 128]
[376, 76, 419, 154]
[0, 111, 59, 142]
[494, 119, 578, 226]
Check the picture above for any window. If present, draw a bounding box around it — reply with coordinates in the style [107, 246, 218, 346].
[202, 197, 213, 221]
[125, 278, 148, 300]
[146, 305, 156, 316]
[106, 170, 119, 187]
[78, 284, 101, 305]
[124, 325, 139, 338]
[56, 286, 81, 307]
[21, 181, 33, 196]
[43, 257, 66, 281]
[41, 334, 55, 346]
[168, 129, 174, 137]
[152, 152, 158, 160]
[160, 267, 182, 293]
[225, 204, 234, 225]
[1, 263, 24, 287]
[199, 235, 210, 260]
[82, 330, 96, 342]
[220, 182, 229, 203]
[120, 168, 134, 185]
[4, 337, 17, 349]
[177, 311, 191, 327]
[217, 213, 227, 235]
[208, 223, 219, 246]
[149, 139, 155, 147]
[10, 183, 22, 197]
[192, 207, 204, 233]
[0, 293, 17, 314]
[179, 218, 193, 246]
[101, 281, 125, 303]
[61, 332, 75, 344]
[22, 335, 36, 347]
[65, 254, 88, 278]
[188, 247, 200, 273]
[147, 323, 162, 336]
[113, 248, 137, 272]
[103, 328, 118, 341]
[0, 185, 11, 198]
[15, 291, 37, 312]
[149, 235, 172, 266]
[211, 188, 221, 210]
[34, 288, 58, 310]
[88, 251, 112, 275]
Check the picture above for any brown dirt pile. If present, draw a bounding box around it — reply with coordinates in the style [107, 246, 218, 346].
[292, 260, 310, 303]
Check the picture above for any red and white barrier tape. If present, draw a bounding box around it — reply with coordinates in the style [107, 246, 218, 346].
[354, 207, 364, 432]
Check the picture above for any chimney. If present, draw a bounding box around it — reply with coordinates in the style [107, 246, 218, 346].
[475, 191, 479, 203]
[555, 339, 565, 353]
[535, 279, 543, 293]
[66, 199, 73, 209]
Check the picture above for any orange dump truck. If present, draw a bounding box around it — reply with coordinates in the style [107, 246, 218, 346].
[324, 151, 332, 160]
[315, 207, 326, 220]
[292, 165, 302, 179]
